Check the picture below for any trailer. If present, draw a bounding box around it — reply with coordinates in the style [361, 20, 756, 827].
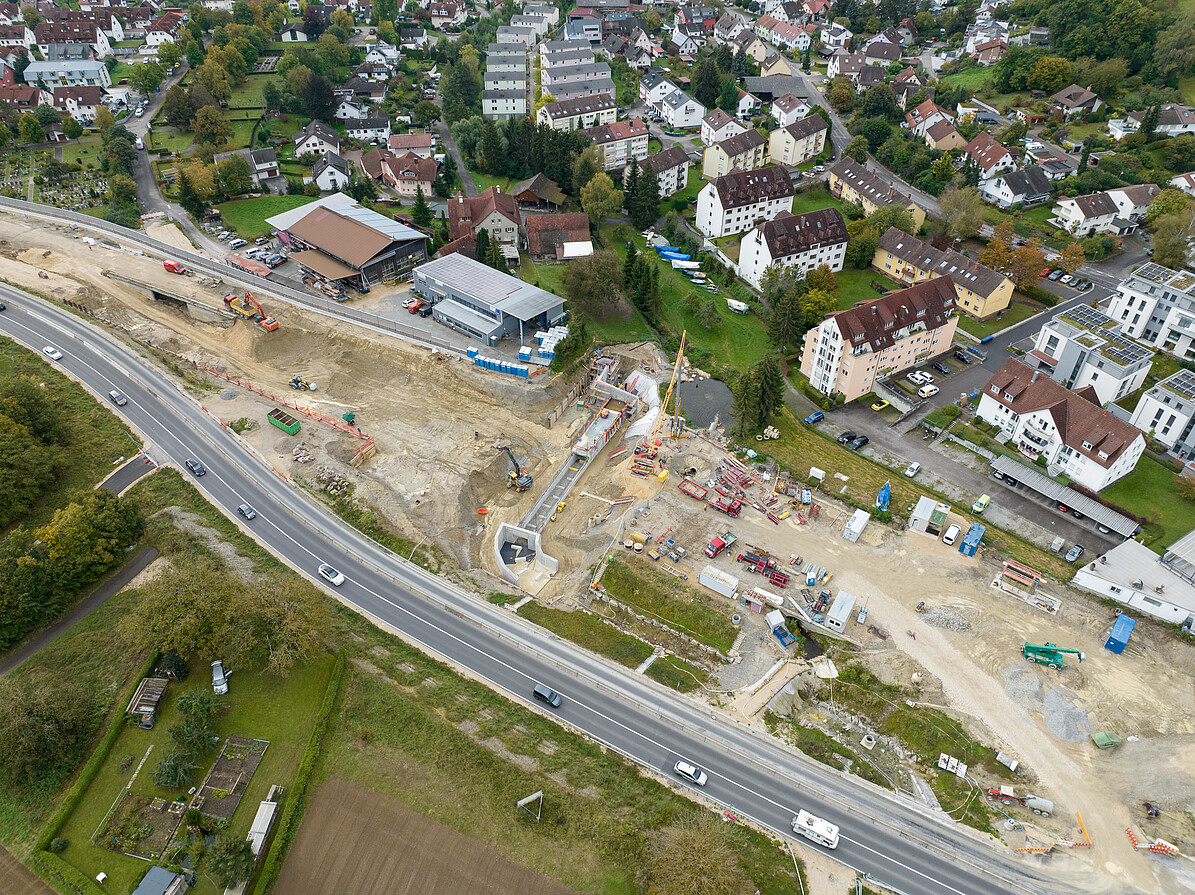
[986, 787, 1054, 816]
[767, 610, 796, 648]
[678, 478, 709, 500]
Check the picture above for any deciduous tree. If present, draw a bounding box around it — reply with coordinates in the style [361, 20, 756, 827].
[207, 835, 256, 889]
[191, 106, 233, 147]
[939, 185, 985, 240]
[564, 250, 624, 318]
[580, 172, 622, 229]
[1054, 241, 1086, 274]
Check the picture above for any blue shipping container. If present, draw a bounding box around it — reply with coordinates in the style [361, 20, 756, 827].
[1105, 614, 1136, 654]
[958, 523, 985, 557]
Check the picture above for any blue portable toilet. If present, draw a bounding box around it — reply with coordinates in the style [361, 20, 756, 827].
[959, 523, 985, 557]
[1105, 614, 1136, 654]
[467, 347, 478, 358]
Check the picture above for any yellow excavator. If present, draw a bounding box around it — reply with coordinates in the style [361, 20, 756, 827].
[497, 445, 533, 491]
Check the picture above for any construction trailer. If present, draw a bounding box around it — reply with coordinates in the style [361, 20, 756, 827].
[1105, 613, 1136, 654]
[959, 522, 986, 557]
[842, 509, 869, 543]
[824, 592, 857, 632]
[698, 565, 739, 600]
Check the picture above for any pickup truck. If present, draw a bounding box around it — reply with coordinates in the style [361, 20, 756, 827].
[705, 531, 737, 558]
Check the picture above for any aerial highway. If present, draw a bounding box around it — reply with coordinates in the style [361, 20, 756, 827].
[0, 286, 1093, 895]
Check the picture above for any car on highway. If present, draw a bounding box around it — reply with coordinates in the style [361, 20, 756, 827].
[804, 411, 824, 424]
[0, 301, 6, 310]
[533, 683, 562, 708]
[847, 435, 869, 451]
[1048, 269, 1064, 280]
[318, 562, 346, 586]
[1065, 544, 1086, 563]
[108, 390, 128, 406]
[184, 458, 205, 476]
[931, 361, 950, 376]
[673, 760, 708, 786]
[43, 345, 63, 360]
[871, 399, 890, 411]
[836, 430, 857, 445]
[904, 461, 921, 477]
[953, 350, 973, 365]
[237, 503, 257, 520]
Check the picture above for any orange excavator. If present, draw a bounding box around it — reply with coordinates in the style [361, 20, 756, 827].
[223, 290, 278, 331]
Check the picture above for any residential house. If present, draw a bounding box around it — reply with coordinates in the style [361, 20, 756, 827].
[294, 120, 340, 158]
[638, 145, 690, 196]
[541, 61, 615, 102]
[335, 96, 366, 120]
[826, 50, 865, 80]
[448, 187, 523, 260]
[766, 20, 810, 51]
[1038, 157, 1076, 180]
[483, 69, 525, 92]
[625, 44, 653, 70]
[1171, 172, 1195, 197]
[733, 29, 770, 62]
[540, 40, 594, 69]
[964, 132, 1015, 179]
[640, 71, 678, 107]
[144, 10, 183, 46]
[364, 40, 401, 66]
[972, 37, 1007, 64]
[0, 24, 32, 50]
[1053, 192, 1132, 237]
[668, 27, 703, 56]
[737, 207, 848, 289]
[1106, 262, 1195, 360]
[1129, 369, 1195, 459]
[586, 118, 649, 170]
[893, 74, 931, 110]
[895, 17, 920, 45]
[429, 1, 465, 28]
[556, 18, 598, 45]
[353, 61, 393, 83]
[873, 227, 1013, 319]
[22, 59, 110, 89]
[660, 89, 705, 129]
[1107, 183, 1161, 221]
[760, 51, 792, 77]
[696, 165, 795, 238]
[863, 38, 902, 67]
[1027, 304, 1154, 406]
[734, 87, 761, 119]
[509, 14, 550, 39]
[1124, 104, 1195, 137]
[713, 11, 750, 45]
[43, 8, 125, 41]
[483, 89, 527, 120]
[925, 117, 965, 151]
[854, 64, 888, 93]
[820, 21, 851, 49]
[537, 93, 616, 132]
[800, 276, 959, 402]
[34, 22, 111, 57]
[977, 359, 1145, 491]
[1051, 84, 1102, 119]
[703, 128, 767, 178]
[525, 212, 593, 262]
[956, 97, 1002, 125]
[773, 1, 807, 24]
[770, 92, 810, 127]
[398, 28, 427, 50]
[279, 22, 311, 41]
[362, 148, 438, 197]
[979, 165, 1053, 208]
[312, 152, 352, 191]
[214, 147, 282, 189]
[388, 132, 435, 158]
[767, 114, 829, 165]
[803, 0, 833, 18]
[0, 83, 42, 109]
[49, 84, 102, 123]
[828, 158, 927, 229]
[905, 98, 953, 138]
[346, 116, 391, 143]
[701, 108, 747, 146]
[497, 23, 539, 45]
[677, 4, 718, 30]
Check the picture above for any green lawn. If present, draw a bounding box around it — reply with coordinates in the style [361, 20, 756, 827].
[938, 67, 994, 90]
[61, 139, 103, 167]
[216, 194, 315, 238]
[601, 559, 738, 652]
[148, 130, 194, 153]
[518, 602, 654, 667]
[790, 182, 850, 217]
[1102, 456, 1193, 552]
[54, 655, 335, 895]
[225, 116, 260, 151]
[228, 73, 280, 108]
[956, 295, 1042, 338]
[833, 267, 901, 310]
[469, 170, 514, 193]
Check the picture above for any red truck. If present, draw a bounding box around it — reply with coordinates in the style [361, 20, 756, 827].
[707, 494, 742, 517]
[677, 478, 709, 500]
[705, 531, 737, 558]
[163, 259, 187, 275]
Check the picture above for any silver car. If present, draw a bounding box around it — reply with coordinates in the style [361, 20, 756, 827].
[673, 760, 708, 786]
[211, 660, 230, 695]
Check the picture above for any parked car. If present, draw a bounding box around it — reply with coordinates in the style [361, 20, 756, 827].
[184, 458, 205, 476]
[407, 300, 425, 314]
[847, 435, 869, 451]
[229, 238, 248, 249]
[906, 371, 929, 385]
[942, 523, 962, 546]
[673, 760, 708, 786]
[418, 304, 434, 317]
[255, 236, 270, 245]
[871, 399, 890, 411]
[1076, 279, 1093, 291]
[1065, 544, 1085, 563]
[318, 563, 345, 585]
[804, 411, 825, 425]
[904, 461, 921, 478]
[836, 430, 857, 445]
[1040, 268, 1053, 277]
[1059, 274, 1074, 285]
[402, 297, 417, 308]
[918, 384, 940, 399]
[532, 683, 562, 708]
[954, 350, 973, 365]
[42, 345, 63, 360]
[1048, 269, 1064, 280]
[211, 660, 229, 695]
[931, 361, 951, 375]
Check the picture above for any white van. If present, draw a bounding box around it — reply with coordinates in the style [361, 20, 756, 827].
[918, 384, 940, 399]
[942, 523, 961, 546]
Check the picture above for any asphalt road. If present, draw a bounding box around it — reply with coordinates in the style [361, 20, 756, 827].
[0, 289, 1095, 895]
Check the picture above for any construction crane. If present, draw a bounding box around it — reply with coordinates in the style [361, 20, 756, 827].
[1022, 642, 1085, 669]
[223, 290, 278, 331]
[648, 329, 687, 445]
[497, 445, 533, 491]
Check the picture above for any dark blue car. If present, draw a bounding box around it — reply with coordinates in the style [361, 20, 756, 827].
[804, 411, 825, 425]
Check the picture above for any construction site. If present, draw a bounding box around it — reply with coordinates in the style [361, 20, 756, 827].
[4, 210, 1195, 895]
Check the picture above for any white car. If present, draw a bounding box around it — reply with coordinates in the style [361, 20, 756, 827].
[135, 107, 144, 117]
[942, 523, 962, 546]
[42, 345, 63, 360]
[904, 461, 921, 478]
[918, 384, 940, 399]
[402, 297, 417, 308]
[228, 238, 248, 249]
[673, 760, 708, 786]
[318, 563, 345, 586]
[906, 371, 929, 385]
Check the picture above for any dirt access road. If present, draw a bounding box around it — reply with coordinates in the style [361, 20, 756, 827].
[274, 778, 581, 895]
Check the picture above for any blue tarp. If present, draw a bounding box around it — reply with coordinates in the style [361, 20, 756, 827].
[875, 481, 891, 511]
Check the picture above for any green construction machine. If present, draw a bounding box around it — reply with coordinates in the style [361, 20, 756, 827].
[1022, 642, 1085, 669]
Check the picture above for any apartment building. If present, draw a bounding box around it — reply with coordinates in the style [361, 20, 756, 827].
[536, 93, 616, 132]
[872, 227, 1013, 318]
[1106, 262, 1195, 362]
[697, 165, 795, 238]
[702, 127, 767, 178]
[827, 158, 927, 229]
[1129, 369, 1195, 459]
[1028, 304, 1154, 405]
[737, 208, 848, 289]
[767, 114, 829, 165]
[585, 118, 649, 170]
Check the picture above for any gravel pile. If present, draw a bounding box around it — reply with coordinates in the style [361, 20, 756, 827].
[921, 607, 972, 632]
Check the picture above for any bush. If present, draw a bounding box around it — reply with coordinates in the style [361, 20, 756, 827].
[49, 838, 68, 854]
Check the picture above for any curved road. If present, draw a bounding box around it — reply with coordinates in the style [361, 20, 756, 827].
[0, 288, 1099, 895]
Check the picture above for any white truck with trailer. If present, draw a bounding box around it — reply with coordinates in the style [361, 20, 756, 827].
[792, 810, 839, 849]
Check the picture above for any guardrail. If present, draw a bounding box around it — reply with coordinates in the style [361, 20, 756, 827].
[0, 196, 468, 357]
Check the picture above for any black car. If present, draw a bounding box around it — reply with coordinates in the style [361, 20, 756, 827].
[847, 435, 869, 451]
[931, 361, 950, 375]
[184, 458, 206, 476]
[837, 430, 857, 445]
[954, 350, 973, 364]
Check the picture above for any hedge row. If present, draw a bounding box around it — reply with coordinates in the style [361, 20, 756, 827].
[251, 649, 345, 895]
[30, 651, 159, 895]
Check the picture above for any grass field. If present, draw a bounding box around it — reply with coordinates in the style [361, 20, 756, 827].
[518, 602, 654, 668]
[148, 130, 194, 154]
[228, 73, 280, 108]
[938, 67, 994, 90]
[601, 559, 738, 652]
[61, 139, 103, 167]
[790, 182, 850, 217]
[216, 194, 314, 238]
[226, 116, 259, 151]
[644, 654, 710, 692]
[833, 267, 901, 310]
[1101, 456, 1193, 552]
[956, 296, 1042, 338]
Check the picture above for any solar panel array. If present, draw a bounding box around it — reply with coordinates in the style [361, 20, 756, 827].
[1163, 368, 1195, 401]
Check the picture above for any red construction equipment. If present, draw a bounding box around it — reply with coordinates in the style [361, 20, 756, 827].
[678, 478, 708, 500]
[224, 290, 279, 331]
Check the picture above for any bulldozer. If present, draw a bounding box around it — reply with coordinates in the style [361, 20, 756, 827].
[497, 445, 532, 491]
[1022, 642, 1085, 669]
[224, 290, 279, 331]
[289, 376, 317, 391]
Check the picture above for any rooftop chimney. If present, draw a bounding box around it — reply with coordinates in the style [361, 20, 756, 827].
[1031, 371, 1039, 382]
